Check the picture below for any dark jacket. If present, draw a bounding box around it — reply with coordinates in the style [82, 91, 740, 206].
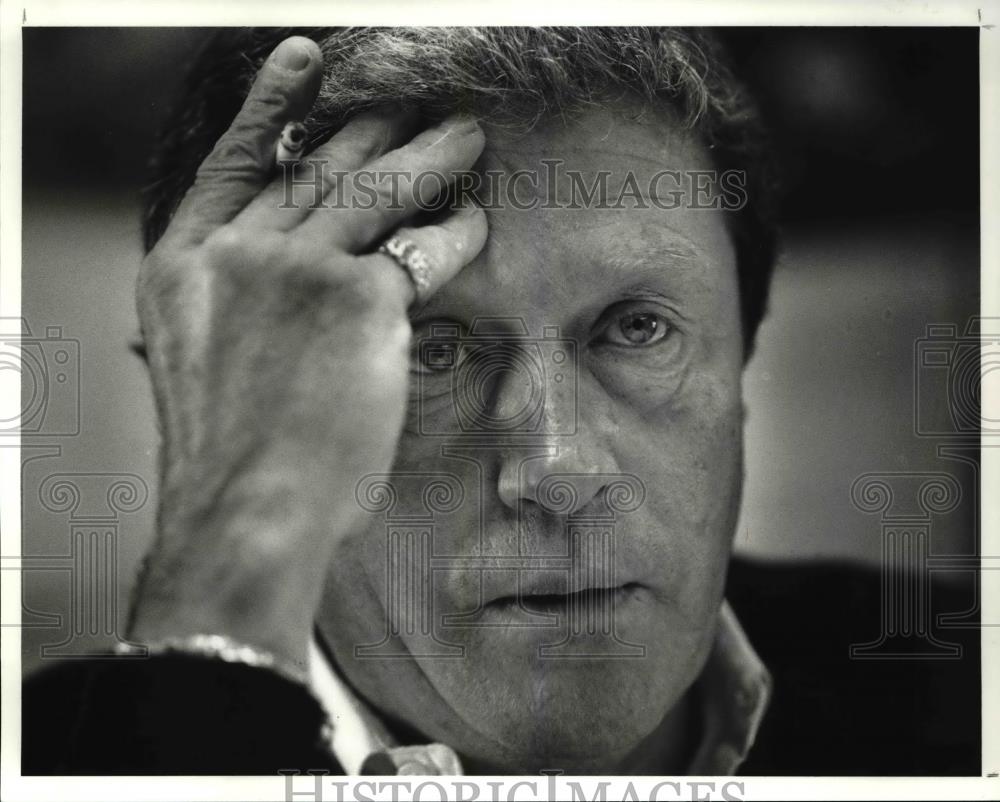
[22, 558, 980, 775]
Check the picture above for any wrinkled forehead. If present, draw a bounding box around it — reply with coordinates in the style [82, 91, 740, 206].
[476, 102, 726, 236]
[412, 103, 738, 325]
[479, 99, 713, 181]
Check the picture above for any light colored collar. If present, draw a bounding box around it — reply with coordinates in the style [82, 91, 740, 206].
[688, 599, 773, 774]
[309, 599, 771, 775]
[308, 639, 396, 775]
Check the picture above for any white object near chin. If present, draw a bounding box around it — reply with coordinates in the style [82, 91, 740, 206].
[276, 121, 307, 165]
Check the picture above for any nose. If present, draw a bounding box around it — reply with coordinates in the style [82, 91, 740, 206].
[498, 448, 614, 515]
[494, 372, 617, 516]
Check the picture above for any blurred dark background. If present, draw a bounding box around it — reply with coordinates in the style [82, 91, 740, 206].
[19, 28, 980, 673]
[728, 28, 978, 222]
[22, 28, 980, 216]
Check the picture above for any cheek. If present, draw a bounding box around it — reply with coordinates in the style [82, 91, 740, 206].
[339, 437, 489, 610]
[613, 365, 745, 606]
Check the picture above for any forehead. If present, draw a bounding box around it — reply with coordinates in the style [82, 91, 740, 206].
[482, 100, 712, 179]
[417, 102, 737, 324]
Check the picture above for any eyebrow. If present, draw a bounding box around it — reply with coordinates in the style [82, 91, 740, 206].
[408, 221, 711, 323]
[594, 259, 698, 313]
[597, 220, 708, 274]
[610, 282, 686, 315]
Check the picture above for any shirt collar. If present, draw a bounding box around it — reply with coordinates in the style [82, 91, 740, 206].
[308, 638, 395, 775]
[309, 599, 771, 775]
[688, 599, 773, 774]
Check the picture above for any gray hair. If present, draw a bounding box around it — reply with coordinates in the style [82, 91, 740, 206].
[143, 27, 778, 352]
[306, 27, 750, 136]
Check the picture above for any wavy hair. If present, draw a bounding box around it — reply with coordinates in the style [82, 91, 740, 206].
[142, 27, 779, 354]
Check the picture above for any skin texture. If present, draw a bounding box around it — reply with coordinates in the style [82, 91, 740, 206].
[129, 39, 490, 673]
[129, 36, 745, 777]
[317, 104, 746, 773]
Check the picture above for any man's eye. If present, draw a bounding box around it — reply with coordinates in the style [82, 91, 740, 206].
[599, 311, 672, 347]
[411, 342, 459, 375]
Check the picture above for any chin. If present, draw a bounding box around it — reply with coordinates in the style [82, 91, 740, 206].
[543, 671, 672, 766]
[431, 621, 708, 773]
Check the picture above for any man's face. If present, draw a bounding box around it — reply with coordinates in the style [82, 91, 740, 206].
[319, 101, 745, 772]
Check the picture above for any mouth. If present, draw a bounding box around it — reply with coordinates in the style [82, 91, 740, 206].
[489, 582, 644, 614]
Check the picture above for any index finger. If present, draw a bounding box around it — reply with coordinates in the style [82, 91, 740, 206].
[169, 36, 323, 245]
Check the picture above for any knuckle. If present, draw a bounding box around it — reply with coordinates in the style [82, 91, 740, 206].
[198, 136, 267, 180]
[276, 262, 339, 308]
[203, 228, 288, 290]
[334, 268, 384, 310]
[203, 226, 258, 264]
[376, 175, 410, 208]
[337, 262, 410, 316]
[137, 250, 190, 308]
[370, 259, 414, 304]
[335, 113, 394, 164]
[267, 259, 373, 322]
[357, 117, 395, 162]
[241, 85, 287, 122]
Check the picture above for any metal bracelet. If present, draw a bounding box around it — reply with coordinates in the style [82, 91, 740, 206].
[113, 633, 309, 686]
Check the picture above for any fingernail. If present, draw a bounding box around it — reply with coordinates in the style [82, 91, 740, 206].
[273, 38, 312, 71]
[442, 114, 481, 134]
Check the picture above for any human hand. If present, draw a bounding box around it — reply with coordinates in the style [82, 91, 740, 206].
[128, 36, 487, 674]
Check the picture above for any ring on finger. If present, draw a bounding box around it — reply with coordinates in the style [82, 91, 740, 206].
[377, 235, 433, 304]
